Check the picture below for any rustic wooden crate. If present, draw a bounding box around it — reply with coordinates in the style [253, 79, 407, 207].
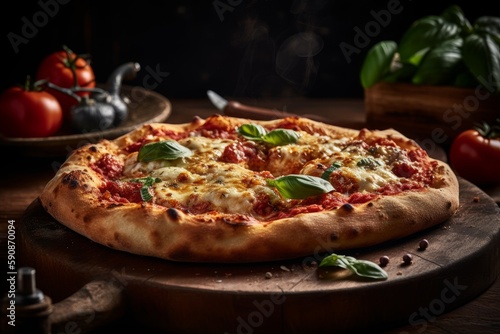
[364, 82, 500, 148]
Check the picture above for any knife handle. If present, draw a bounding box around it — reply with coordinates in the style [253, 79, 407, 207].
[223, 101, 299, 120]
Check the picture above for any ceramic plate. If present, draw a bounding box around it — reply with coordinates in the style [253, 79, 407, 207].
[0, 86, 171, 157]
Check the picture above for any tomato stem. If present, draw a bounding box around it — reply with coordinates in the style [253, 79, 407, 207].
[23, 75, 32, 91]
[61, 45, 92, 88]
[474, 120, 500, 139]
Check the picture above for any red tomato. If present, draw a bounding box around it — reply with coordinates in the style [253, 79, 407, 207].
[0, 82, 63, 138]
[36, 46, 95, 119]
[449, 128, 500, 186]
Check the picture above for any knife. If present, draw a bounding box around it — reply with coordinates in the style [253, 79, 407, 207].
[206, 90, 332, 123]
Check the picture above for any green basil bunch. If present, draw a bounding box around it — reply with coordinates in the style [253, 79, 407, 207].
[360, 5, 500, 93]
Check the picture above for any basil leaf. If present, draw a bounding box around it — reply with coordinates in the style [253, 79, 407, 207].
[319, 253, 388, 280]
[474, 16, 500, 39]
[398, 16, 460, 66]
[140, 187, 154, 202]
[462, 33, 500, 94]
[357, 158, 381, 169]
[347, 260, 389, 280]
[238, 124, 268, 141]
[383, 62, 417, 83]
[238, 124, 300, 146]
[453, 70, 479, 88]
[130, 176, 162, 202]
[138, 140, 192, 162]
[319, 253, 345, 268]
[267, 174, 334, 199]
[360, 41, 398, 88]
[261, 129, 300, 146]
[441, 5, 473, 33]
[321, 162, 341, 180]
[412, 38, 463, 85]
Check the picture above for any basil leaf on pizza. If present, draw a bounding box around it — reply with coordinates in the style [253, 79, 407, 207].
[237, 124, 267, 141]
[321, 162, 342, 180]
[266, 174, 335, 199]
[357, 157, 381, 169]
[261, 129, 300, 145]
[130, 176, 162, 201]
[138, 140, 192, 162]
[237, 124, 299, 145]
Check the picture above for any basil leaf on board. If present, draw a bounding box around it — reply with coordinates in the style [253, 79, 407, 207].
[138, 140, 192, 162]
[262, 129, 300, 145]
[319, 253, 388, 280]
[237, 124, 267, 141]
[398, 16, 460, 66]
[360, 41, 398, 89]
[266, 174, 335, 199]
[441, 5, 473, 33]
[321, 162, 341, 180]
[347, 260, 389, 280]
[412, 38, 463, 85]
[462, 33, 500, 94]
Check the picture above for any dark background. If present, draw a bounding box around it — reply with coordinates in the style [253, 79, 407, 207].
[1, 1, 499, 100]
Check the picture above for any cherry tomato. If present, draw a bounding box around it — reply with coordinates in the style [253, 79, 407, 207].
[449, 124, 500, 186]
[0, 78, 63, 138]
[35, 45, 95, 120]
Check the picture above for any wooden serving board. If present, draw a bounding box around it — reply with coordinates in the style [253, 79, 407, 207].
[18, 178, 500, 334]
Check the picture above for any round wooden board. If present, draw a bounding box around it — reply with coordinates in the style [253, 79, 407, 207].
[19, 178, 500, 333]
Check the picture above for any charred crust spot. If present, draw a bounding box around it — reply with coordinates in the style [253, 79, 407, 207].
[62, 173, 80, 189]
[89, 146, 98, 152]
[367, 202, 374, 207]
[167, 208, 180, 221]
[446, 201, 452, 209]
[86, 156, 92, 160]
[330, 233, 339, 241]
[341, 203, 354, 212]
[348, 228, 359, 238]
[83, 214, 92, 224]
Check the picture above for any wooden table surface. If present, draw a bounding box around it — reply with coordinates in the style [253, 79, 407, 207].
[1, 97, 499, 333]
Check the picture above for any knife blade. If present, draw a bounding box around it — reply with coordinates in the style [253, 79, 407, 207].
[206, 90, 332, 123]
[207, 90, 228, 111]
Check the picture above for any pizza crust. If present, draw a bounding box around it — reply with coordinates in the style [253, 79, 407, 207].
[39, 115, 460, 263]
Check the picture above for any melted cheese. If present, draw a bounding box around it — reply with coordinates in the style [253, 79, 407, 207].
[120, 128, 425, 214]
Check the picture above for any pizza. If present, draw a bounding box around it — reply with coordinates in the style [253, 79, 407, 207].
[39, 114, 459, 263]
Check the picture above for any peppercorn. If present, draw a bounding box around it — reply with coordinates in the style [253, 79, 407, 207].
[403, 254, 413, 264]
[419, 239, 429, 250]
[379, 256, 390, 267]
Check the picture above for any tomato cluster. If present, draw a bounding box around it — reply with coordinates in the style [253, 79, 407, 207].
[0, 46, 95, 138]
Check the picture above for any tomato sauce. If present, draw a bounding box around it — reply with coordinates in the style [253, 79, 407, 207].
[91, 154, 123, 180]
[101, 180, 143, 203]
